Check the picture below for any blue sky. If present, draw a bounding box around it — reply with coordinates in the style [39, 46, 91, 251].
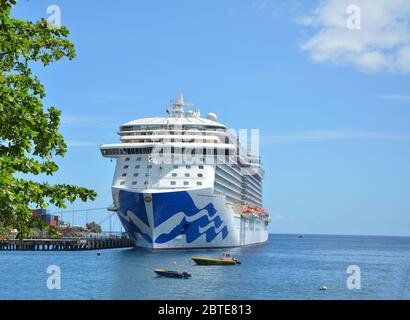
[11, 0, 410, 236]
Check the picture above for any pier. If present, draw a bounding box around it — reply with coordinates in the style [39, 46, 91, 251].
[0, 237, 135, 251]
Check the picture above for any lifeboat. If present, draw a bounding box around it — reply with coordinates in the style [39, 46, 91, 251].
[242, 205, 269, 216]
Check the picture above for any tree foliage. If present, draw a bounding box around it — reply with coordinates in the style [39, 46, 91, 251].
[0, 0, 97, 239]
[86, 221, 102, 234]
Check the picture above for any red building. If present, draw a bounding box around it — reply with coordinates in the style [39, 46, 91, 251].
[31, 209, 61, 227]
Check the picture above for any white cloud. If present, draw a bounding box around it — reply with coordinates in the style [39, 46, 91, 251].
[66, 140, 100, 147]
[270, 213, 285, 221]
[298, 0, 410, 73]
[377, 94, 410, 101]
[262, 129, 410, 145]
[61, 115, 117, 128]
[251, 0, 271, 12]
[251, 0, 305, 17]
[268, 213, 297, 222]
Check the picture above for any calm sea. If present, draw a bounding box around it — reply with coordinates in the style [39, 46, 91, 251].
[0, 234, 409, 300]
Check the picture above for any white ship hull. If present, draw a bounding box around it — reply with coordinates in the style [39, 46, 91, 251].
[102, 94, 270, 251]
[113, 187, 269, 250]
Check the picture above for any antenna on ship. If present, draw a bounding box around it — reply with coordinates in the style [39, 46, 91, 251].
[169, 93, 185, 118]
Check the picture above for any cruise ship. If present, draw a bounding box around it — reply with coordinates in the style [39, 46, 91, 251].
[100, 94, 269, 250]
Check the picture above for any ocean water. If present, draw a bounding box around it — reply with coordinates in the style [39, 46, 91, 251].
[0, 234, 409, 300]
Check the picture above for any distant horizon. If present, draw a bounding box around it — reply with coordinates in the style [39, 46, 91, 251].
[269, 232, 410, 238]
[95, 230, 410, 239]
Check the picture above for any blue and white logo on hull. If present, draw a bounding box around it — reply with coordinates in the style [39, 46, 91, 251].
[152, 191, 229, 244]
[117, 191, 153, 243]
[117, 190, 229, 245]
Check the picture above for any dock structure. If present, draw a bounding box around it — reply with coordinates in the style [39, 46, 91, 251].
[0, 237, 135, 251]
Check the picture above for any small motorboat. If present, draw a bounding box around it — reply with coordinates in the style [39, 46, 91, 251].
[192, 252, 241, 266]
[154, 269, 191, 279]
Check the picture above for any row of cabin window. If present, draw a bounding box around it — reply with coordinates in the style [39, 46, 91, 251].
[123, 164, 152, 169]
[120, 125, 226, 131]
[172, 173, 203, 178]
[124, 139, 216, 143]
[102, 147, 153, 155]
[125, 157, 142, 161]
[123, 164, 204, 170]
[171, 181, 202, 186]
[121, 172, 204, 178]
[125, 156, 208, 163]
[119, 181, 203, 186]
[104, 147, 231, 156]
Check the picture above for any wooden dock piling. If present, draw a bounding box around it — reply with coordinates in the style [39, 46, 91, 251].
[0, 238, 135, 251]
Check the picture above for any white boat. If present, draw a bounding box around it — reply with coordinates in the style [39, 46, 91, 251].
[100, 94, 269, 250]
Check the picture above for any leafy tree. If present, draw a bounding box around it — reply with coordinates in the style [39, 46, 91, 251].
[0, 0, 97, 239]
[86, 221, 102, 234]
[0, 222, 13, 239]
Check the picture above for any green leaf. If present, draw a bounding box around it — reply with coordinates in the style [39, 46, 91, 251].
[0, 0, 97, 239]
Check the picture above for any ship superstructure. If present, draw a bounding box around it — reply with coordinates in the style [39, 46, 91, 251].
[100, 94, 269, 250]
